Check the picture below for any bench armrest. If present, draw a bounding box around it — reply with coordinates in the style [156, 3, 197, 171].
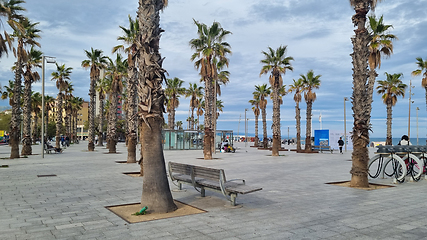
[226, 179, 245, 185]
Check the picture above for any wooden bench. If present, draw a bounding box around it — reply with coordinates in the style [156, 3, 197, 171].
[44, 144, 62, 154]
[168, 162, 262, 206]
[312, 145, 333, 153]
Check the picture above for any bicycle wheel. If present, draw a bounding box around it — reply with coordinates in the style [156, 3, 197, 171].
[383, 157, 396, 177]
[401, 153, 423, 181]
[368, 154, 384, 179]
[391, 155, 407, 182]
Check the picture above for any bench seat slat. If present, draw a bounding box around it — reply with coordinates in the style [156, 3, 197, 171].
[224, 183, 263, 194]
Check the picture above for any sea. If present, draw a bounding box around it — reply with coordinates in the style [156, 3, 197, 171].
[370, 137, 427, 146]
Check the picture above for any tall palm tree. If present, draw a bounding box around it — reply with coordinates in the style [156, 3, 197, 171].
[44, 95, 54, 135]
[254, 84, 271, 149]
[300, 70, 321, 152]
[260, 45, 293, 156]
[190, 19, 232, 160]
[349, 0, 382, 188]
[1, 80, 16, 106]
[95, 76, 108, 146]
[288, 78, 304, 151]
[21, 46, 42, 154]
[63, 83, 74, 140]
[137, 0, 177, 214]
[366, 15, 396, 119]
[0, 0, 26, 58]
[30, 91, 41, 144]
[105, 54, 126, 153]
[165, 77, 185, 130]
[411, 57, 427, 111]
[249, 94, 260, 147]
[185, 83, 203, 130]
[81, 47, 108, 151]
[376, 72, 406, 145]
[9, 17, 40, 158]
[70, 96, 83, 143]
[113, 14, 140, 163]
[51, 63, 72, 148]
[196, 97, 204, 131]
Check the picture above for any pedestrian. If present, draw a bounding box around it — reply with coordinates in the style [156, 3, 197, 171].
[398, 135, 411, 145]
[338, 137, 344, 154]
[95, 135, 98, 144]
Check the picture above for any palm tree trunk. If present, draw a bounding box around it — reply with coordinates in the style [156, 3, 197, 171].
[97, 96, 104, 146]
[262, 106, 268, 148]
[305, 101, 313, 151]
[88, 78, 96, 151]
[190, 106, 195, 130]
[295, 102, 301, 151]
[272, 81, 280, 156]
[56, 93, 63, 149]
[33, 113, 38, 144]
[386, 103, 392, 145]
[254, 113, 259, 147]
[107, 92, 118, 153]
[10, 60, 23, 159]
[137, 0, 177, 214]
[21, 78, 32, 155]
[127, 57, 138, 163]
[203, 76, 214, 159]
[349, 1, 371, 188]
[171, 106, 176, 130]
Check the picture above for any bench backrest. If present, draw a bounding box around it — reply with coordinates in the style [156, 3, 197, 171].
[169, 162, 225, 182]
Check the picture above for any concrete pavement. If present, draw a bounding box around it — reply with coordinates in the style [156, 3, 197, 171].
[1, 141, 427, 239]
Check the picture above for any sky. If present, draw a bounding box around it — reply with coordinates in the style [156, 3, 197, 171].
[0, 0, 426, 140]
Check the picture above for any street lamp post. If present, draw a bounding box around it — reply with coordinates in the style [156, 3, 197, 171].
[41, 56, 56, 158]
[416, 107, 420, 145]
[344, 97, 349, 152]
[408, 80, 414, 138]
[244, 108, 248, 147]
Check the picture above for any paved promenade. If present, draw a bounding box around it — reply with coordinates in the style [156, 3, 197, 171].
[1, 141, 427, 240]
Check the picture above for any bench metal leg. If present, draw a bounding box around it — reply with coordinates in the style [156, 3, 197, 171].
[230, 193, 237, 206]
[200, 187, 205, 197]
[178, 182, 182, 190]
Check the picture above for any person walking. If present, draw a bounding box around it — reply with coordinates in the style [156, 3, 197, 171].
[338, 137, 344, 154]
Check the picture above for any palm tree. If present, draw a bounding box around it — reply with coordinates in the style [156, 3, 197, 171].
[63, 83, 74, 140]
[288, 78, 304, 151]
[105, 54, 126, 153]
[176, 120, 183, 130]
[196, 97, 204, 131]
[249, 94, 260, 147]
[44, 95, 54, 135]
[137, 0, 177, 214]
[411, 57, 427, 111]
[0, 0, 26, 58]
[21, 46, 42, 154]
[349, 0, 382, 188]
[30, 91, 41, 144]
[68, 96, 83, 143]
[300, 70, 321, 152]
[9, 17, 40, 158]
[190, 19, 232, 160]
[113, 14, 139, 163]
[376, 72, 406, 145]
[366, 15, 396, 119]
[165, 77, 185, 130]
[81, 47, 108, 151]
[95, 77, 108, 146]
[1, 80, 16, 106]
[260, 45, 294, 156]
[254, 84, 271, 149]
[51, 63, 72, 149]
[216, 99, 224, 118]
[185, 83, 203, 130]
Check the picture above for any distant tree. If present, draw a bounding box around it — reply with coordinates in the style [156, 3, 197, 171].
[288, 78, 304, 151]
[249, 94, 260, 147]
[51, 63, 72, 149]
[260, 45, 293, 155]
[165, 77, 185, 130]
[300, 70, 321, 152]
[376, 72, 406, 145]
[411, 57, 427, 111]
[254, 84, 271, 149]
[81, 47, 108, 151]
[185, 83, 203, 130]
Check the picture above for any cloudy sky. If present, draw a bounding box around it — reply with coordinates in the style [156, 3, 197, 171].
[0, 0, 426, 139]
